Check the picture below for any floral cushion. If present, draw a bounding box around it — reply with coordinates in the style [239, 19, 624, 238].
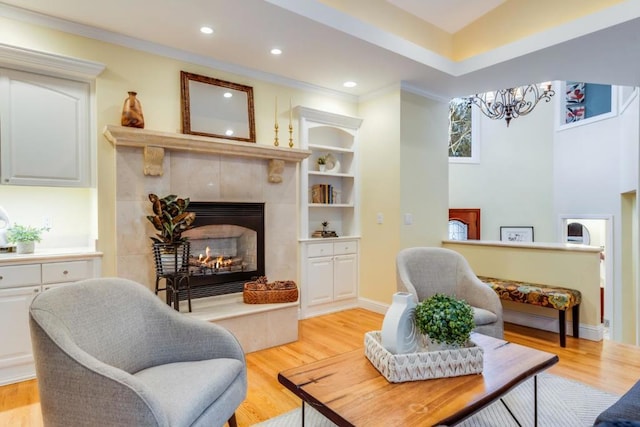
[477, 276, 582, 311]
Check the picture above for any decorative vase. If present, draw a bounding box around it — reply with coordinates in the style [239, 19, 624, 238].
[16, 241, 35, 254]
[121, 91, 145, 128]
[381, 292, 418, 354]
[318, 164, 326, 172]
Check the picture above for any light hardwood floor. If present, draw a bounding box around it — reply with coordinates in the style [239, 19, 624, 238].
[2, 308, 640, 426]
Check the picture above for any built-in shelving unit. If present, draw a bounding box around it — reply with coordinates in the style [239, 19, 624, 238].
[296, 107, 362, 239]
[296, 106, 363, 318]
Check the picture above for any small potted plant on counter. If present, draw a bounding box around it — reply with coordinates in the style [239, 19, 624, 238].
[6, 223, 50, 254]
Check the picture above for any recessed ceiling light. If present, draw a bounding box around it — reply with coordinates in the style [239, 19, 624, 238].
[343, 81, 357, 88]
[270, 48, 282, 55]
[200, 26, 214, 35]
[225, 129, 234, 136]
[223, 92, 233, 98]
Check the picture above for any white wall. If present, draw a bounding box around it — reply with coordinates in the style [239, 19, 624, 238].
[449, 98, 555, 241]
[553, 115, 621, 220]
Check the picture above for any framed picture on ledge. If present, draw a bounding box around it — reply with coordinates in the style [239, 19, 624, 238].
[500, 226, 534, 243]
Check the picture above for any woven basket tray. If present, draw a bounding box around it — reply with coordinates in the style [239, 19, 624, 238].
[243, 280, 298, 304]
[364, 331, 483, 383]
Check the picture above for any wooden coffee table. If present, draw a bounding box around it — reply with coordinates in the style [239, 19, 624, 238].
[278, 333, 558, 426]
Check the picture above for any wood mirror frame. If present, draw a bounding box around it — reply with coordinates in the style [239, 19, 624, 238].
[180, 71, 256, 142]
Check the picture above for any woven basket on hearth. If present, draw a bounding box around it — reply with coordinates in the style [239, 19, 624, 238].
[243, 276, 299, 304]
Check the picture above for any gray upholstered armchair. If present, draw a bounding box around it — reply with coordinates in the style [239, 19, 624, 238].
[396, 247, 504, 339]
[29, 277, 246, 427]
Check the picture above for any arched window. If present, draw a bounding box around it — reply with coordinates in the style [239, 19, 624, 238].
[448, 220, 468, 241]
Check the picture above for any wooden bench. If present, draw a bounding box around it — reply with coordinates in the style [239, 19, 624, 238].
[477, 276, 582, 347]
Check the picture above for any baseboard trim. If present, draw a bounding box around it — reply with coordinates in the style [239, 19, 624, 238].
[356, 299, 604, 342]
[358, 297, 388, 315]
[300, 300, 359, 319]
[503, 309, 604, 342]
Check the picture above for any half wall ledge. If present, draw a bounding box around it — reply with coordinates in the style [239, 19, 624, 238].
[103, 125, 311, 182]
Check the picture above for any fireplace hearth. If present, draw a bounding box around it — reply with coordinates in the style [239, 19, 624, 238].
[181, 202, 265, 299]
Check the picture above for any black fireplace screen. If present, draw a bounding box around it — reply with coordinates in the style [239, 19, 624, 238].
[181, 202, 265, 298]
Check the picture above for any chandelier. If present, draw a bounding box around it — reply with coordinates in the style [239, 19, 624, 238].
[467, 83, 555, 127]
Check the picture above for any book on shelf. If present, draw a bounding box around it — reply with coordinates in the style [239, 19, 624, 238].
[311, 184, 334, 204]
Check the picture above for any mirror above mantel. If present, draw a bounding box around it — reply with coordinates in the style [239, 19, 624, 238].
[180, 71, 256, 143]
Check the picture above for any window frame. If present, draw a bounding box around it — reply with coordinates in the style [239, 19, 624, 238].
[555, 81, 618, 132]
[448, 99, 480, 164]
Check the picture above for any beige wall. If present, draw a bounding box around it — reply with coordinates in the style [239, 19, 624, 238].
[621, 192, 638, 343]
[356, 88, 450, 306]
[443, 241, 602, 327]
[358, 89, 402, 304]
[400, 90, 449, 248]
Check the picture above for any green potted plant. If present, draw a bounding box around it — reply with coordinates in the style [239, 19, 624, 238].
[146, 193, 196, 244]
[146, 193, 196, 274]
[6, 223, 50, 254]
[316, 155, 327, 172]
[414, 293, 475, 349]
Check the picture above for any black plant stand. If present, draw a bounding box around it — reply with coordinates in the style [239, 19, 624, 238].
[153, 242, 192, 312]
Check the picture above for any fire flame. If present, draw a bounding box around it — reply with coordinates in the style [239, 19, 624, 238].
[198, 247, 232, 269]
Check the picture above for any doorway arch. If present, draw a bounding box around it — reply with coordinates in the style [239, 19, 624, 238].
[559, 215, 613, 338]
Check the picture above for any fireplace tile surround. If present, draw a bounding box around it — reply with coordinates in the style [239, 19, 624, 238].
[115, 147, 298, 288]
[111, 128, 305, 352]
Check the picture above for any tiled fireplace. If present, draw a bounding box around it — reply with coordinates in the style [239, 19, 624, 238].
[114, 148, 298, 291]
[108, 126, 308, 352]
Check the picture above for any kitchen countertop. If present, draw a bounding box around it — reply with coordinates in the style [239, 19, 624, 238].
[0, 247, 102, 265]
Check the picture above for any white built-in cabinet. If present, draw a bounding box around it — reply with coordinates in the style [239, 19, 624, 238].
[296, 107, 363, 318]
[0, 68, 90, 186]
[0, 255, 101, 385]
[304, 240, 358, 308]
[0, 44, 104, 187]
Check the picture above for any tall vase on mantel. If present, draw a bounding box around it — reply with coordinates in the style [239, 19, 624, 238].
[381, 292, 418, 354]
[121, 91, 145, 128]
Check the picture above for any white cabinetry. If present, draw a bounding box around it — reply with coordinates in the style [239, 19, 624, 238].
[0, 254, 101, 385]
[296, 107, 363, 318]
[302, 240, 358, 317]
[0, 68, 91, 186]
[0, 285, 40, 384]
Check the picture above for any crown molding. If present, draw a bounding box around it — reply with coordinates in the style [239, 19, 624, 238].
[0, 42, 105, 80]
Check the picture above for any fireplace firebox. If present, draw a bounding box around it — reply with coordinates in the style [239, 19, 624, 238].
[181, 202, 265, 299]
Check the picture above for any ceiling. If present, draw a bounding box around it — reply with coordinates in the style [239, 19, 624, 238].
[1, 0, 639, 99]
[386, 0, 506, 34]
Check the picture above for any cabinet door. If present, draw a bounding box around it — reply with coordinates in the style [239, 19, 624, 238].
[333, 254, 357, 300]
[306, 256, 334, 306]
[0, 286, 40, 373]
[0, 68, 90, 187]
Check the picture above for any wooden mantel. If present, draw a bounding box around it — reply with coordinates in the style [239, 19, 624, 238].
[103, 125, 311, 182]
